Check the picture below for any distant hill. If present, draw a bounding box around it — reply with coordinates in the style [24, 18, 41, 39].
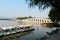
[0, 18, 12, 20]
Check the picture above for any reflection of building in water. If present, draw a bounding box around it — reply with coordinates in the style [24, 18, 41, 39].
[19, 18, 54, 27]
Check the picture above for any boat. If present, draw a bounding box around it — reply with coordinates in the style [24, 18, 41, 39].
[0, 24, 34, 36]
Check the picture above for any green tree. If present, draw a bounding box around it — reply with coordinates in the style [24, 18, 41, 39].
[27, 0, 60, 9]
[29, 16, 32, 18]
[26, 0, 60, 23]
[16, 16, 33, 20]
[48, 8, 60, 23]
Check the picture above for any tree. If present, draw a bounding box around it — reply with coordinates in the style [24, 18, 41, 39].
[16, 16, 33, 20]
[27, 0, 60, 9]
[26, 0, 60, 23]
[48, 8, 60, 22]
[29, 16, 32, 18]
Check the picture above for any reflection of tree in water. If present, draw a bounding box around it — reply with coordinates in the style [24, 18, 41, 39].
[0, 31, 33, 40]
[18, 21, 27, 25]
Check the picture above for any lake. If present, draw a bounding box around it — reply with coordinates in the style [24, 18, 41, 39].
[0, 20, 56, 40]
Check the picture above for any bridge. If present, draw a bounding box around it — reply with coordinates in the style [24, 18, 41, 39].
[17, 18, 54, 27]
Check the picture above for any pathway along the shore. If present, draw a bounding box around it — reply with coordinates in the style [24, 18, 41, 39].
[45, 29, 60, 40]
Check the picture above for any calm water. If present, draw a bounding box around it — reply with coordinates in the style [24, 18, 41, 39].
[0, 20, 56, 40]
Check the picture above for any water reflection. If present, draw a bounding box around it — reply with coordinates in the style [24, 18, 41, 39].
[0, 20, 57, 40]
[0, 31, 33, 40]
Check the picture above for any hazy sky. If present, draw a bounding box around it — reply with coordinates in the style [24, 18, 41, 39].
[0, 0, 50, 18]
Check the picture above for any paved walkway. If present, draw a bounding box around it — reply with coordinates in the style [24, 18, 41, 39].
[45, 31, 60, 40]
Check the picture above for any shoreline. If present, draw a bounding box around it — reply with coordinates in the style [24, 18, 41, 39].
[40, 27, 60, 40]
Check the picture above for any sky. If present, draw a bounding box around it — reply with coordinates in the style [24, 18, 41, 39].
[0, 0, 51, 18]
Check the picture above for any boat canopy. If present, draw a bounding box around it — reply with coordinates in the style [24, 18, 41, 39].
[0, 24, 32, 30]
[0, 27, 15, 30]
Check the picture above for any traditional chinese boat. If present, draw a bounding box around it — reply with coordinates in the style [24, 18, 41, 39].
[0, 24, 34, 36]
